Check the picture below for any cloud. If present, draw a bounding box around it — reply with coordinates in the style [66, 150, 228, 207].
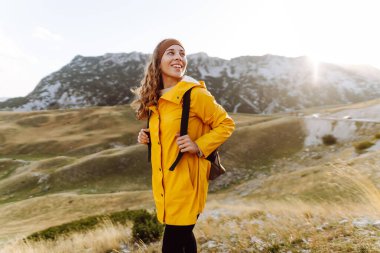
[0, 29, 41, 97]
[32, 26, 63, 41]
[0, 29, 38, 63]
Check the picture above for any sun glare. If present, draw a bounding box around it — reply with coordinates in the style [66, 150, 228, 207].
[306, 54, 320, 86]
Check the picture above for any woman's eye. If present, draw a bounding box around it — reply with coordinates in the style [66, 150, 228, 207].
[166, 51, 185, 57]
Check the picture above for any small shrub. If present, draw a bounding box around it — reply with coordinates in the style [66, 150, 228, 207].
[303, 211, 313, 219]
[132, 209, 164, 244]
[359, 246, 369, 253]
[249, 210, 266, 219]
[354, 141, 375, 151]
[267, 243, 281, 253]
[27, 215, 100, 241]
[375, 133, 380, 139]
[291, 238, 304, 245]
[26, 209, 152, 241]
[355, 121, 363, 129]
[322, 134, 337, 145]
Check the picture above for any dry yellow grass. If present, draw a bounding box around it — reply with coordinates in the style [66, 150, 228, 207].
[2, 219, 138, 253]
[0, 191, 154, 247]
[0, 145, 153, 204]
[192, 200, 380, 252]
[4, 197, 379, 253]
[0, 105, 142, 156]
[1, 101, 380, 252]
[2, 157, 380, 252]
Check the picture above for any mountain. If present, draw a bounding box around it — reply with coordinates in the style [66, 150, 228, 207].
[1, 52, 380, 113]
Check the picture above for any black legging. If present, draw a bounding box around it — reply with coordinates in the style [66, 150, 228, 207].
[162, 224, 196, 252]
[162, 214, 199, 253]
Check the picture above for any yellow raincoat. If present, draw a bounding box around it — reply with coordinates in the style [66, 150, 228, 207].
[148, 75, 235, 225]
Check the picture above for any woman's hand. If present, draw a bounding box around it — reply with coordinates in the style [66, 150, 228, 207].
[175, 132, 200, 154]
[138, 128, 150, 144]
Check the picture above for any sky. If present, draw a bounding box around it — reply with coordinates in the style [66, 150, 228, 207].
[0, 0, 379, 98]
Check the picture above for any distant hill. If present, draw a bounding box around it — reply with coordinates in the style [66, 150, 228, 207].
[0, 98, 10, 102]
[1, 52, 380, 113]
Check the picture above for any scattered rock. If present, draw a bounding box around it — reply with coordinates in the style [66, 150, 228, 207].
[250, 236, 265, 250]
[203, 240, 217, 249]
[316, 222, 330, 231]
[37, 174, 50, 184]
[311, 154, 322, 159]
[353, 217, 372, 228]
[119, 242, 131, 253]
[372, 220, 380, 229]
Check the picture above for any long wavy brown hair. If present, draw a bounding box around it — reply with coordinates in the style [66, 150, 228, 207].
[130, 40, 168, 120]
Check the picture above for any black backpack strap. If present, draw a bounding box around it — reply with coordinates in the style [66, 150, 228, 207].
[147, 109, 152, 163]
[169, 88, 192, 171]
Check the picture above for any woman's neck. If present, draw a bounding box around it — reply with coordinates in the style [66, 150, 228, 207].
[162, 75, 183, 89]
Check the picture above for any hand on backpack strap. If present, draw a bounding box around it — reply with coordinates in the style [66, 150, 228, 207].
[175, 132, 200, 154]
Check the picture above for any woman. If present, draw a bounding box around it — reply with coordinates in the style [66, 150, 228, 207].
[131, 38, 235, 252]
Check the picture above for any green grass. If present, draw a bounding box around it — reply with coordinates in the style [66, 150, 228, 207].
[0, 105, 142, 157]
[0, 176, 40, 204]
[222, 116, 306, 170]
[26, 208, 163, 243]
[0, 146, 151, 204]
[0, 166, 18, 180]
[0, 159, 25, 180]
[243, 161, 377, 205]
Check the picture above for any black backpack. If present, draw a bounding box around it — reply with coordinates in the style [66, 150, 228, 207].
[147, 88, 226, 180]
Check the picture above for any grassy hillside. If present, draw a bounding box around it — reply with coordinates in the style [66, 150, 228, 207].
[0, 146, 152, 204]
[0, 105, 307, 202]
[1, 101, 380, 251]
[223, 115, 306, 168]
[0, 105, 140, 156]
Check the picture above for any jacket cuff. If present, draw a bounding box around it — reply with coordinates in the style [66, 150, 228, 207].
[194, 142, 204, 157]
[195, 139, 210, 158]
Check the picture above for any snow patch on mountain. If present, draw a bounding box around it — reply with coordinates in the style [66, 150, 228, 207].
[1, 52, 380, 113]
[57, 91, 85, 106]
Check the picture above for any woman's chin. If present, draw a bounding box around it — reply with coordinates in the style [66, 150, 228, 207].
[170, 72, 185, 79]
[162, 70, 186, 81]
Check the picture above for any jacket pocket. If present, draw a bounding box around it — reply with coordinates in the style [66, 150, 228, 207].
[186, 157, 195, 191]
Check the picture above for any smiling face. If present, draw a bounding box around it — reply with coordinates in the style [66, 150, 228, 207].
[160, 44, 187, 87]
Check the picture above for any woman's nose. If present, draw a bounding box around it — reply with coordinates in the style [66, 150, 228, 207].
[174, 52, 183, 60]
